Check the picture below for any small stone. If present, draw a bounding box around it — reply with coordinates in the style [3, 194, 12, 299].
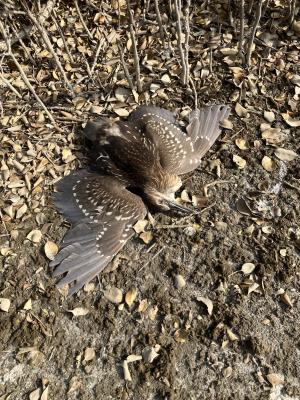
[0, 298, 11, 312]
[84, 347, 95, 362]
[264, 111, 275, 123]
[183, 226, 196, 236]
[104, 287, 123, 304]
[175, 274, 186, 289]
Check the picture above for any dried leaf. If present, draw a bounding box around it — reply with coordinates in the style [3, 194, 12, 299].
[220, 118, 233, 130]
[233, 154, 246, 169]
[26, 229, 42, 243]
[235, 138, 248, 150]
[241, 263, 256, 274]
[262, 128, 284, 144]
[197, 296, 213, 315]
[0, 298, 11, 312]
[139, 231, 153, 244]
[142, 346, 159, 363]
[281, 113, 300, 127]
[114, 108, 129, 117]
[23, 299, 32, 310]
[133, 219, 148, 234]
[267, 373, 284, 387]
[29, 388, 41, 400]
[261, 156, 274, 172]
[16, 204, 27, 219]
[123, 360, 132, 381]
[84, 347, 96, 362]
[127, 354, 142, 363]
[125, 287, 137, 307]
[264, 111, 275, 123]
[104, 287, 123, 304]
[274, 148, 298, 161]
[44, 241, 59, 260]
[41, 386, 49, 400]
[248, 282, 260, 295]
[67, 307, 90, 316]
[235, 103, 249, 118]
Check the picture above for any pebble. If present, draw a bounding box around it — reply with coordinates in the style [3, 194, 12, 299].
[175, 274, 186, 289]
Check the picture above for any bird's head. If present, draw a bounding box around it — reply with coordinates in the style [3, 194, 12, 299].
[143, 173, 191, 213]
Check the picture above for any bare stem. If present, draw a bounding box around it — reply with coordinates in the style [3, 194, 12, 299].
[246, 0, 263, 66]
[90, 39, 104, 75]
[238, 0, 245, 52]
[118, 44, 134, 91]
[126, 1, 142, 93]
[183, 0, 190, 87]
[0, 74, 22, 98]
[51, 10, 74, 62]
[174, 0, 187, 85]
[153, 0, 165, 46]
[74, 0, 93, 40]
[289, 0, 296, 26]
[0, 21, 57, 127]
[24, 4, 73, 93]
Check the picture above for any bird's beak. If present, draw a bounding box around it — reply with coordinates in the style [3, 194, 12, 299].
[167, 200, 192, 214]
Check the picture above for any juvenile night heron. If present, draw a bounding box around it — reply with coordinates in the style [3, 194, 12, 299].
[51, 105, 230, 294]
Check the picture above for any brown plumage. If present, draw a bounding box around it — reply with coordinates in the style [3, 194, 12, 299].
[51, 104, 230, 294]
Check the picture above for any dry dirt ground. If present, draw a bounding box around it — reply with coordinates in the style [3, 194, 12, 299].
[0, 1, 300, 399]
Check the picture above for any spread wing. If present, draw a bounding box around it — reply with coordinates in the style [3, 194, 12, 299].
[129, 105, 230, 175]
[51, 170, 147, 295]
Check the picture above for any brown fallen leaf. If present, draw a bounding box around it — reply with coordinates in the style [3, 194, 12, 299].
[274, 148, 298, 161]
[261, 156, 274, 172]
[281, 113, 300, 127]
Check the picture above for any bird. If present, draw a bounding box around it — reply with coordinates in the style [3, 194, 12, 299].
[50, 104, 230, 295]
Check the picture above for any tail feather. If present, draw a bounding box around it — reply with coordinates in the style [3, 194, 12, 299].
[187, 105, 230, 159]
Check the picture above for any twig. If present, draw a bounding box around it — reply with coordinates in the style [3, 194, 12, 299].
[0, 21, 58, 127]
[90, 39, 104, 75]
[23, 4, 73, 93]
[153, 0, 165, 46]
[9, 21, 35, 64]
[51, 10, 74, 62]
[74, 0, 93, 40]
[189, 77, 198, 108]
[238, 0, 245, 52]
[118, 44, 134, 91]
[174, 0, 187, 85]
[139, 246, 165, 272]
[0, 74, 22, 98]
[183, 0, 190, 86]
[289, 0, 296, 26]
[246, 0, 263, 66]
[126, 1, 142, 93]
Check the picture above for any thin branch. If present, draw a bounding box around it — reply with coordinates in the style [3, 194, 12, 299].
[246, 0, 263, 66]
[23, 4, 74, 93]
[153, 0, 165, 46]
[183, 0, 190, 87]
[74, 0, 93, 40]
[118, 44, 134, 91]
[0, 21, 58, 127]
[174, 0, 187, 85]
[51, 11, 74, 62]
[90, 38, 104, 75]
[238, 0, 245, 52]
[126, 1, 142, 93]
[289, 0, 296, 26]
[0, 74, 22, 98]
